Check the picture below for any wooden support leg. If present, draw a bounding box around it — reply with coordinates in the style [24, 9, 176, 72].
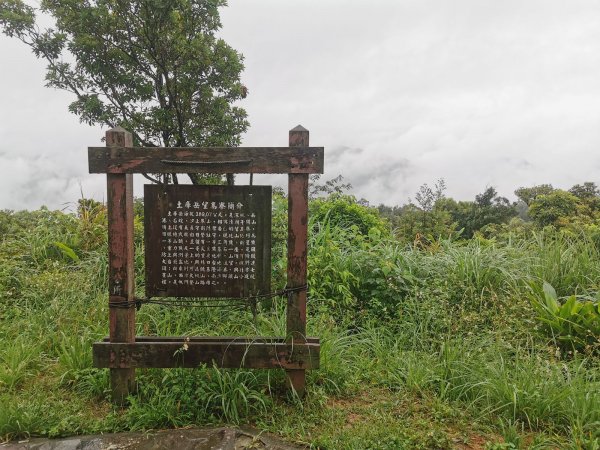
[286, 368, 306, 397]
[106, 127, 136, 405]
[286, 125, 310, 397]
[110, 367, 136, 403]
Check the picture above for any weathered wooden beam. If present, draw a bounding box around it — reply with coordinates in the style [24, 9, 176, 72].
[93, 339, 320, 370]
[106, 127, 136, 405]
[88, 146, 324, 174]
[102, 336, 320, 344]
[286, 125, 311, 397]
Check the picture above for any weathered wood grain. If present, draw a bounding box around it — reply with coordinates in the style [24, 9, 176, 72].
[286, 125, 311, 396]
[102, 336, 320, 343]
[88, 146, 324, 174]
[93, 339, 320, 369]
[106, 127, 136, 405]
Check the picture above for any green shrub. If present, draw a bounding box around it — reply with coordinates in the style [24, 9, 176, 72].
[528, 282, 600, 354]
[0, 337, 40, 390]
[310, 194, 389, 238]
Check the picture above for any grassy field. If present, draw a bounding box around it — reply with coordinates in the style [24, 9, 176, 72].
[0, 204, 598, 449]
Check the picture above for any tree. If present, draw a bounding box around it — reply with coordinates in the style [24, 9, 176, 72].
[569, 182, 600, 211]
[473, 187, 517, 231]
[569, 182, 599, 201]
[514, 184, 554, 206]
[391, 179, 455, 243]
[439, 187, 517, 238]
[309, 174, 353, 199]
[411, 178, 448, 235]
[414, 178, 446, 212]
[0, 0, 249, 184]
[568, 182, 600, 218]
[528, 191, 581, 227]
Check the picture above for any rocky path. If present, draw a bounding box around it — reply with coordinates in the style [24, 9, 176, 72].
[2, 427, 305, 450]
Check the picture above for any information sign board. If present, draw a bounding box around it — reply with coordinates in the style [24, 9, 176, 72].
[144, 185, 271, 298]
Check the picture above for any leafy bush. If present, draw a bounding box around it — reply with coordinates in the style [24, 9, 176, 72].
[307, 221, 358, 314]
[528, 191, 582, 227]
[528, 282, 600, 354]
[310, 194, 389, 238]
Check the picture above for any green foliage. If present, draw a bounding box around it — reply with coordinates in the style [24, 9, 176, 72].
[414, 178, 447, 212]
[479, 217, 537, 242]
[528, 190, 582, 227]
[0, 337, 40, 390]
[439, 187, 518, 239]
[203, 366, 270, 424]
[515, 184, 555, 206]
[0, 0, 248, 184]
[347, 237, 420, 322]
[528, 282, 600, 354]
[524, 230, 600, 296]
[76, 198, 108, 252]
[307, 221, 358, 314]
[385, 179, 456, 243]
[52, 241, 80, 263]
[309, 174, 353, 199]
[569, 182, 600, 202]
[513, 182, 600, 235]
[385, 182, 518, 242]
[432, 238, 521, 308]
[310, 194, 389, 237]
[391, 201, 456, 245]
[269, 188, 288, 291]
[56, 331, 94, 386]
[124, 366, 270, 428]
[1, 199, 600, 447]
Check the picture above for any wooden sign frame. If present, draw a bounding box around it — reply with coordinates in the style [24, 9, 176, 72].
[89, 126, 322, 403]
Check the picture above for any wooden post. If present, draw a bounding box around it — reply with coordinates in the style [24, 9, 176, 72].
[106, 127, 136, 404]
[286, 125, 309, 397]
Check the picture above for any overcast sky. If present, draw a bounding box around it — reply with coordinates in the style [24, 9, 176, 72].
[1, 0, 599, 211]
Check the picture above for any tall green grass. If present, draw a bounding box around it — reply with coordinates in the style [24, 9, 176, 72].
[0, 208, 598, 447]
[524, 231, 600, 295]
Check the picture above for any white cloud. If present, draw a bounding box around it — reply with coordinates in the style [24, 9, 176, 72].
[0, 0, 599, 210]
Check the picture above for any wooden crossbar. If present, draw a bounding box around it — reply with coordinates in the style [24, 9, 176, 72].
[88, 146, 324, 174]
[93, 337, 320, 370]
[102, 336, 320, 343]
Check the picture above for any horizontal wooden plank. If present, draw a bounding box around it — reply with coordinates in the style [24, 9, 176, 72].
[88, 146, 324, 174]
[101, 336, 320, 344]
[93, 339, 320, 369]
